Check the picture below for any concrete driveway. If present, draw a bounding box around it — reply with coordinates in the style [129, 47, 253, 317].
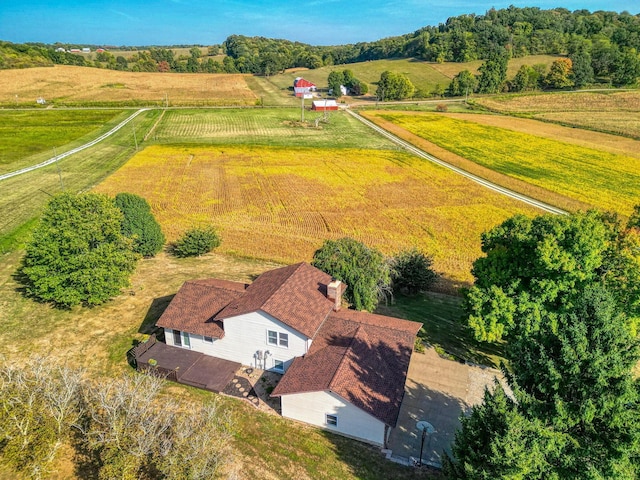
[387, 347, 504, 467]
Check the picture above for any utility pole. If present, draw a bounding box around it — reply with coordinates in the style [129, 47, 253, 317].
[132, 122, 138, 151]
[300, 93, 305, 122]
[53, 147, 64, 190]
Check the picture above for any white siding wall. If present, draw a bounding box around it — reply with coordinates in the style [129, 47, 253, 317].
[165, 311, 308, 371]
[280, 390, 386, 446]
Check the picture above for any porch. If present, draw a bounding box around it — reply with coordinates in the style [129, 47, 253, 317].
[130, 335, 240, 392]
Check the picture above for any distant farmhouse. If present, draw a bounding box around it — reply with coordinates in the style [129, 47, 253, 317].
[293, 77, 316, 97]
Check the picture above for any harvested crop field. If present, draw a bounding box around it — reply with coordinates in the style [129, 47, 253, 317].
[0, 65, 257, 106]
[94, 144, 540, 287]
[475, 91, 640, 138]
[365, 111, 640, 216]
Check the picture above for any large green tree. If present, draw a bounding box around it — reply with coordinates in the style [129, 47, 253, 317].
[476, 48, 509, 94]
[375, 71, 415, 101]
[311, 237, 390, 311]
[465, 210, 640, 342]
[114, 192, 165, 257]
[21, 192, 140, 307]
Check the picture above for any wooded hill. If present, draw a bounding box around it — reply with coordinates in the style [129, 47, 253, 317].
[1, 7, 639, 81]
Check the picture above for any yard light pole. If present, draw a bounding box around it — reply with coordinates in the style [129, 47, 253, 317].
[416, 421, 435, 467]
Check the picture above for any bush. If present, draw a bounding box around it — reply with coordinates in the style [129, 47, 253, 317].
[391, 248, 437, 295]
[172, 226, 221, 257]
[435, 104, 448, 112]
[114, 192, 165, 257]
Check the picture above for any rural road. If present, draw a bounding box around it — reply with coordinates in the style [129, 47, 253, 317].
[346, 109, 567, 215]
[0, 108, 149, 182]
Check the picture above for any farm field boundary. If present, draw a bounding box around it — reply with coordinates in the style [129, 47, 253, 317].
[362, 111, 640, 216]
[94, 144, 541, 288]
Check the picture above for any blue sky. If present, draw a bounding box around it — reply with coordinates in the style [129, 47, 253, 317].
[1, 1, 638, 46]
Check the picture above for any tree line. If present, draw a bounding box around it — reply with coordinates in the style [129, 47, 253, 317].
[2, 7, 639, 82]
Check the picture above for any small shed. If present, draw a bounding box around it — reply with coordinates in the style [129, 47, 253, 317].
[312, 100, 338, 111]
[293, 77, 316, 98]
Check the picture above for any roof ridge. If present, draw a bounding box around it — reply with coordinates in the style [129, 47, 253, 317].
[328, 324, 364, 392]
[261, 262, 306, 309]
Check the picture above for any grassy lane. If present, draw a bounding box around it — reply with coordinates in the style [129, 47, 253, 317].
[0, 109, 124, 173]
[0, 109, 161, 250]
[375, 112, 640, 216]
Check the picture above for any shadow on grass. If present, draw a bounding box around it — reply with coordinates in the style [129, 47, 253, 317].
[139, 294, 174, 334]
[377, 291, 504, 368]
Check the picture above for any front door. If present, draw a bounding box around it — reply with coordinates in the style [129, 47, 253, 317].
[173, 329, 182, 347]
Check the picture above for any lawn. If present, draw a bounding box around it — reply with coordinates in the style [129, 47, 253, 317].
[0, 109, 124, 173]
[370, 111, 640, 216]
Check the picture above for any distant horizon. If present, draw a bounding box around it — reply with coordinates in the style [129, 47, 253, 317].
[1, 1, 638, 48]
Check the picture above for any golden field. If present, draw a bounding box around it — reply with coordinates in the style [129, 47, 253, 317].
[94, 144, 540, 288]
[364, 111, 640, 217]
[0, 65, 257, 105]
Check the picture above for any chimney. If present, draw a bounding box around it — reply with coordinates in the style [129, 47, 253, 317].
[327, 280, 343, 311]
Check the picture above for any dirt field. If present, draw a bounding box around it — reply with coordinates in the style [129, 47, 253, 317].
[0, 65, 257, 105]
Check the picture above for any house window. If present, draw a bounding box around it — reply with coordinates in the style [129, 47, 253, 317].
[203, 336, 213, 344]
[267, 330, 289, 348]
[274, 359, 284, 372]
[326, 414, 338, 427]
[173, 330, 182, 347]
[182, 332, 191, 349]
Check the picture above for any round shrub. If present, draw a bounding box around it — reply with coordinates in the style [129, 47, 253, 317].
[172, 226, 221, 257]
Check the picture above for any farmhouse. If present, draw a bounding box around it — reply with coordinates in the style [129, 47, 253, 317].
[293, 77, 316, 97]
[311, 99, 339, 111]
[139, 262, 420, 446]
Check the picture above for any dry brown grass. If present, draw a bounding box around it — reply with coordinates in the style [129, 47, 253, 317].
[475, 91, 640, 138]
[0, 65, 257, 105]
[93, 144, 540, 288]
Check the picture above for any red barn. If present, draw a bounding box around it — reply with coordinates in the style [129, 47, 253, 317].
[311, 100, 338, 111]
[293, 77, 316, 97]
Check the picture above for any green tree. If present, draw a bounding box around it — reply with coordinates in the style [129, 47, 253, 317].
[21, 193, 139, 307]
[376, 71, 415, 101]
[447, 69, 477, 96]
[545, 58, 574, 89]
[612, 48, 640, 85]
[114, 193, 165, 257]
[390, 248, 437, 295]
[327, 70, 345, 97]
[476, 48, 509, 93]
[444, 383, 563, 479]
[465, 210, 640, 342]
[311, 237, 391, 311]
[510, 64, 540, 91]
[569, 50, 594, 87]
[172, 226, 221, 257]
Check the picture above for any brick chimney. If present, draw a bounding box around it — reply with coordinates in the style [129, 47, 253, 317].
[327, 280, 343, 311]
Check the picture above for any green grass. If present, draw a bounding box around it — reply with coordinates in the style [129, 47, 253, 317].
[0, 109, 123, 173]
[0, 108, 161, 245]
[377, 292, 504, 367]
[379, 112, 640, 216]
[151, 107, 399, 149]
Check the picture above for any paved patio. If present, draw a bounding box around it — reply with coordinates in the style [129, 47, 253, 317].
[387, 346, 504, 467]
[136, 340, 240, 392]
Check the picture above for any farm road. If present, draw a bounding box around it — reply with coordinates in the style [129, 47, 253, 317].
[0, 108, 149, 182]
[346, 109, 566, 216]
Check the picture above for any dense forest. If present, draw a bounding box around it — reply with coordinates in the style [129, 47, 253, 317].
[1, 7, 639, 83]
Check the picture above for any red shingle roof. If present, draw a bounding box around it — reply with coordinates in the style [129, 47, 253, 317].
[271, 312, 421, 427]
[215, 263, 335, 338]
[157, 279, 247, 338]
